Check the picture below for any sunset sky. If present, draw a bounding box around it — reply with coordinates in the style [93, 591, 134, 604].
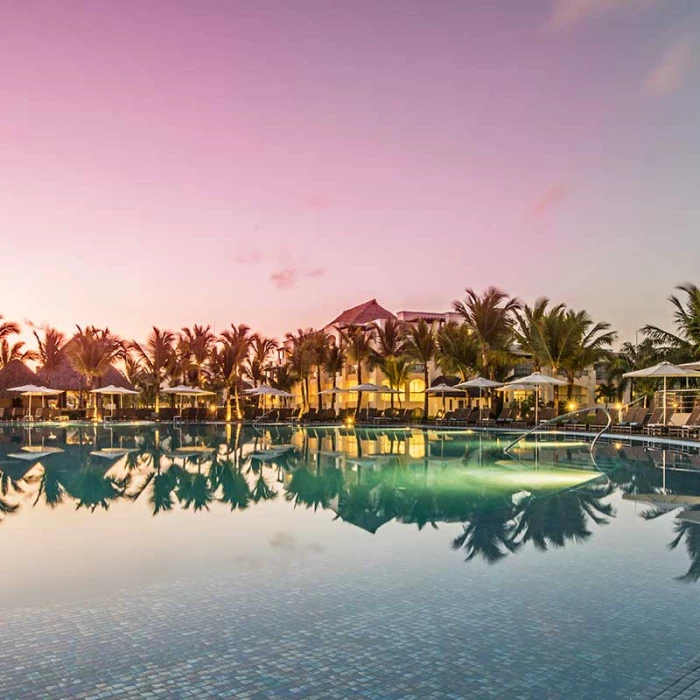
[1, 0, 699, 345]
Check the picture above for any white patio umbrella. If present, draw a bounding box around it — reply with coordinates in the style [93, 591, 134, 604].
[500, 373, 566, 424]
[425, 383, 466, 409]
[345, 383, 388, 412]
[455, 376, 503, 408]
[319, 387, 346, 395]
[90, 385, 139, 417]
[623, 361, 700, 424]
[162, 385, 216, 409]
[7, 384, 63, 417]
[244, 385, 294, 410]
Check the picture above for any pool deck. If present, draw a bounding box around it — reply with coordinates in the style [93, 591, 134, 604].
[634, 655, 700, 699]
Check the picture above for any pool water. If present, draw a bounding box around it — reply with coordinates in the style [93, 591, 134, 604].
[1, 424, 699, 699]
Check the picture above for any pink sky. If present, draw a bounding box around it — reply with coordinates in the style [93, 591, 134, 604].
[1, 0, 699, 345]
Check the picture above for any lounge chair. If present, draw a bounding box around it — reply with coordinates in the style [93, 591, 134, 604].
[643, 408, 671, 436]
[676, 407, 700, 439]
[538, 407, 556, 424]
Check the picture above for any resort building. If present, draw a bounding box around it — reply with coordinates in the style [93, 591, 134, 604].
[305, 298, 601, 414]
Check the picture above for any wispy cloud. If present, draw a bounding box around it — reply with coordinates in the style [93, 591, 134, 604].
[529, 183, 571, 216]
[546, 0, 656, 31]
[643, 37, 693, 97]
[305, 267, 326, 278]
[233, 248, 262, 265]
[270, 267, 298, 288]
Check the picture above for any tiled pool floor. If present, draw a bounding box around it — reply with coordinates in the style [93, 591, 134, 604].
[1, 551, 698, 700]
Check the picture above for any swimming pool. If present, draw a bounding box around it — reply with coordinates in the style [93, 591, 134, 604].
[0, 424, 698, 699]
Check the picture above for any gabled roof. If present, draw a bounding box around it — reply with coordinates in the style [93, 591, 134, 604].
[0, 360, 41, 397]
[330, 299, 396, 327]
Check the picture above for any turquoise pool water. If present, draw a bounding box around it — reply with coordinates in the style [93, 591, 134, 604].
[1, 424, 699, 699]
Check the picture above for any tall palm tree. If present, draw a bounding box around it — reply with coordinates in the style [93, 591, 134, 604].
[453, 287, 521, 379]
[561, 310, 616, 400]
[129, 327, 176, 413]
[179, 324, 215, 387]
[67, 326, 124, 413]
[0, 316, 20, 345]
[435, 321, 478, 380]
[307, 330, 332, 410]
[370, 319, 407, 408]
[215, 324, 253, 420]
[340, 325, 376, 417]
[405, 319, 436, 418]
[245, 334, 278, 389]
[642, 283, 700, 361]
[322, 340, 346, 410]
[285, 329, 315, 411]
[32, 327, 65, 383]
[513, 297, 553, 372]
[380, 355, 410, 408]
[0, 339, 38, 368]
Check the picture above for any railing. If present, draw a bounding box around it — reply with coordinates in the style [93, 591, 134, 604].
[503, 405, 612, 455]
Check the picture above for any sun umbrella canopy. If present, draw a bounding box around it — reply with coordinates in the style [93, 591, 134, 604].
[455, 377, 503, 389]
[319, 387, 347, 395]
[244, 386, 294, 397]
[346, 383, 387, 392]
[680, 361, 700, 371]
[425, 383, 466, 394]
[497, 382, 538, 392]
[90, 385, 139, 395]
[623, 361, 700, 379]
[7, 384, 62, 395]
[162, 385, 216, 396]
[510, 372, 567, 386]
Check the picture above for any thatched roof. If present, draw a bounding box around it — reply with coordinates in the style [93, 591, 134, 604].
[0, 360, 42, 398]
[330, 299, 396, 326]
[36, 341, 135, 392]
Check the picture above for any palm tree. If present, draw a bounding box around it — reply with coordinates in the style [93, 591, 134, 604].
[513, 297, 553, 372]
[370, 319, 407, 408]
[0, 316, 20, 345]
[322, 340, 346, 410]
[67, 327, 124, 413]
[32, 327, 65, 384]
[245, 334, 278, 390]
[561, 310, 616, 400]
[307, 330, 332, 410]
[129, 327, 176, 413]
[453, 287, 521, 379]
[215, 324, 253, 420]
[179, 324, 215, 387]
[436, 321, 478, 380]
[340, 325, 376, 417]
[285, 329, 315, 411]
[405, 319, 436, 418]
[642, 283, 700, 361]
[0, 339, 38, 368]
[381, 355, 410, 408]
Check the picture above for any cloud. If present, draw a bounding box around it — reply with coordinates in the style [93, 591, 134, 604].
[304, 194, 332, 211]
[305, 267, 326, 278]
[270, 267, 298, 288]
[233, 248, 262, 265]
[529, 183, 571, 216]
[643, 37, 693, 97]
[545, 0, 656, 31]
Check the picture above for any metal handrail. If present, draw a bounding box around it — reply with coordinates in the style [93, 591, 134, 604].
[503, 405, 612, 455]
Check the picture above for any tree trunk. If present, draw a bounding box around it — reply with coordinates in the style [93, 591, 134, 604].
[226, 394, 232, 422]
[317, 368, 323, 411]
[356, 363, 363, 418]
[331, 374, 337, 410]
[423, 366, 429, 419]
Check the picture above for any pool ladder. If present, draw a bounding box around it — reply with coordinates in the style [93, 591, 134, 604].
[503, 406, 612, 455]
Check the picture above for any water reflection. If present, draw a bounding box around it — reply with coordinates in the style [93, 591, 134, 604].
[2, 425, 700, 580]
